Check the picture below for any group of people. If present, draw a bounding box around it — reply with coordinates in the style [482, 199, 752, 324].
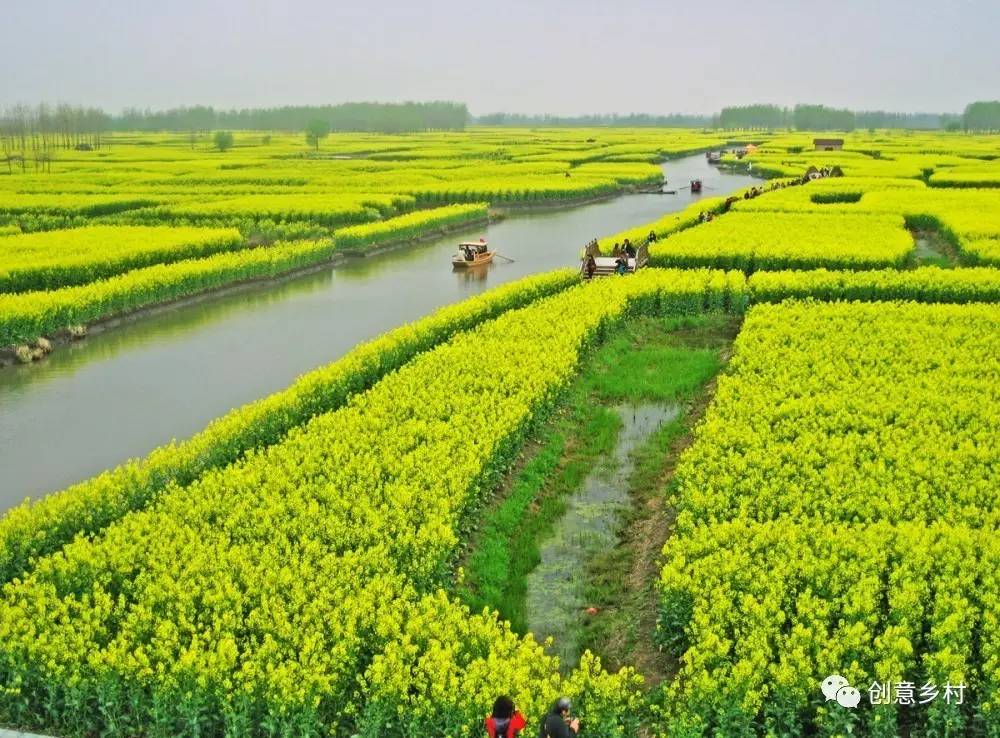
[809, 165, 843, 180]
[485, 696, 580, 738]
[717, 176, 809, 214]
[611, 238, 638, 275]
[582, 233, 651, 279]
[610, 237, 638, 258]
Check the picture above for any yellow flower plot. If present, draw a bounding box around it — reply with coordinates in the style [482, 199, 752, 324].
[334, 203, 487, 251]
[748, 265, 1000, 303]
[0, 225, 243, 292]
[650, 211, 914, 271]
[658, 301, 1000, 736]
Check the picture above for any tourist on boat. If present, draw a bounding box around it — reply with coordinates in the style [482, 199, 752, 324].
[538, 697, 580, 737]
[584, 254, 597, 279]
[484, 695, 527, 738]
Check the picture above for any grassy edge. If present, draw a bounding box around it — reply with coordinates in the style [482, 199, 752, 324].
[457, 314, 736, 645]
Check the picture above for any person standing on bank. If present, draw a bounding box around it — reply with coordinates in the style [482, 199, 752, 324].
[485, 695, 527, 738]
[538, 697, 580, 737]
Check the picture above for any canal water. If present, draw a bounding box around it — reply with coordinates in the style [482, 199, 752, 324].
[524, 404, 679, 667]
[0, 155, 755, 508]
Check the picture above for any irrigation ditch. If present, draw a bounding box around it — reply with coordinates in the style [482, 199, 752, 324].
[457, 312, 741, 689]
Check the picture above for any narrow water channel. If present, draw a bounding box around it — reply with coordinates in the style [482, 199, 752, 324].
[525, 404, 678, 667]
[0, 155, 756, 508]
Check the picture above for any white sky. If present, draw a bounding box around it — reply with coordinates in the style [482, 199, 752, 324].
[3, 0, 998, 114]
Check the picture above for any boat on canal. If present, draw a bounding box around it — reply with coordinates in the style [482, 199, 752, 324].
[452, 239, 495, 268]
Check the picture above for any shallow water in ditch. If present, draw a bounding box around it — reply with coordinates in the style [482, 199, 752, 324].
[0, 155, 755, 509]
[524, 403, 679, 667]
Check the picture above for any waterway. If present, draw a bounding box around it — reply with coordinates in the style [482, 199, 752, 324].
[524, 404, 678, 666]
[0, 154, 755, 508]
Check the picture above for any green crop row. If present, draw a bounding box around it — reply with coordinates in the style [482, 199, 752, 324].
[0, 225, 244, 293]
[0, 193, 164, 218]
[0, 239, 340, 346]
[747, 265, 1000, 303]
[334, 202, 488, 252]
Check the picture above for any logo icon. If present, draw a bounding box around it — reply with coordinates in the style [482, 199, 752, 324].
[822, 675, 861, 708]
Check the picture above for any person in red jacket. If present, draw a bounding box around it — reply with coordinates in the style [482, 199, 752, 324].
[485, 695, 527, 738]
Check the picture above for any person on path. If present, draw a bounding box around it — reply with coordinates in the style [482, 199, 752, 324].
[538, 697, 579, 738]
[584, 254, 597, 279]
[485, 695, 527, 738]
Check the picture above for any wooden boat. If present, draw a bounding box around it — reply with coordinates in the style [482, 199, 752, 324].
[580, 240, 649, 279]
[452, 240, 495, 268]
[690, 179, 703, 193]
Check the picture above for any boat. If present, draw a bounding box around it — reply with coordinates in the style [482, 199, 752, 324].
[452, 239, 495, 268]
[580, 240, 649, 279]
[707, 151, 722, 164]
[690, 179, 703, 193]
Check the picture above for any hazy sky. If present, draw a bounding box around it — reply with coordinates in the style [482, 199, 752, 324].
[4, 0, 998, 115]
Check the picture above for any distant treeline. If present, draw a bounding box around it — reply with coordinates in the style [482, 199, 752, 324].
[718, 104, 964, 131]
[963, 101, 1000, 132]
[0, 103, 113, 153]
[3, 100, 999, 151]
[474, 112, 712, 127]
[115, 101, 468, 133]
[1, 101, 467, 154]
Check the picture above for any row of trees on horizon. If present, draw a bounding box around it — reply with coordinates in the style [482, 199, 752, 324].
[715, 104, 971, 131]
[3, 101, 1000, 156]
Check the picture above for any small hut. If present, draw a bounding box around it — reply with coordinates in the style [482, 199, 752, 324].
[813, 138, 844, 151]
